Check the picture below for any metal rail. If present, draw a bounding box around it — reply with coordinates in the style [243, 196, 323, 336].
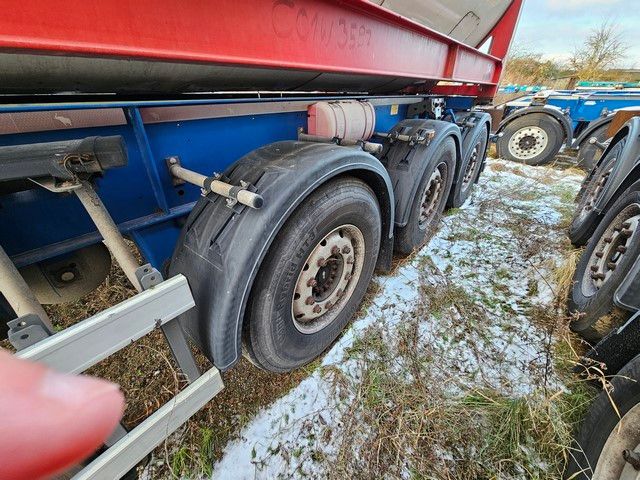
[15, 275, 193, 373]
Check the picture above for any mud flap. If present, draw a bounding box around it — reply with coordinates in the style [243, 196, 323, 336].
[582, 310, 640, 376]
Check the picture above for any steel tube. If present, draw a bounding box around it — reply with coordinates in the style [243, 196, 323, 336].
[0, 244, 53, 329]
[74, 181, 142, 291]
[169, 164, 208, 189]
[169, 163, 263, 209]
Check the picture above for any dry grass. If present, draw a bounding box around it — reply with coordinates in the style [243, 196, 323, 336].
[326, 285, 595, 479]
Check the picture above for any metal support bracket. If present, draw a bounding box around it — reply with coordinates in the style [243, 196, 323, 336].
[7, 313, 55, 350]
[374, 129, 435, 146]
[134, 263, 202, 383]
[166, 156, 264, 210]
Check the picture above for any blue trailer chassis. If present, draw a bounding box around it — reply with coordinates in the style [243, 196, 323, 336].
[0, 95, 453, 272]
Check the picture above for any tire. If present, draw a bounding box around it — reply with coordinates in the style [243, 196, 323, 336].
[568, 187, 640, 342]
[565, 354, 640, 479]
[569, 136, 627, 247]
[576, 123, 611, 170]
[243, 176, 381, 372]
[448, 124, 488, 208]
[496, 113, 565, 165]
[394, 137, 456, 255]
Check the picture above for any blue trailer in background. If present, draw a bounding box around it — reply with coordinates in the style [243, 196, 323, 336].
[492, 89, 640, 167]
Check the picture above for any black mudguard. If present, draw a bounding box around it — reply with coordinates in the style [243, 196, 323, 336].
[571, 115, 613, 149]
[594, 117, 640, 213]
[583, 311, 640, 376]
[496, 105, 573, 147]
[454, 111, 491, 185]
[169, 141, 394, 370]
[378, 119, 461, 227]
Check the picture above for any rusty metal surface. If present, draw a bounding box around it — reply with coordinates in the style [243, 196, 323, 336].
[0, 108, 126, 135]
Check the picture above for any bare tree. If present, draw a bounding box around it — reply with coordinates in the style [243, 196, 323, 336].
[502, 48, 562, 86]
[569, 20, 628, 80]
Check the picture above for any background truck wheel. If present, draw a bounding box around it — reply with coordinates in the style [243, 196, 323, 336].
[576, 123, 611, 170]
[394, 137, 455, 255]
[568, 188, 640, 342]
[565, 354, 640, 480]
[448, 124, 488, 208]
[243, 176, 381, 373]
[570, 137, 627, 246]
[497, 113, 564, 165]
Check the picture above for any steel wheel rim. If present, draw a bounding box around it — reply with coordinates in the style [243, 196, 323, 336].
[461, 143, 480, 190]
[593, 402, 640, 479]
[581, 203, 640, 297]
[291, 224, 365, 334]
[418, 162, 447, 230]
[578, 163, 615, 221]
[507, 126, 548, 160]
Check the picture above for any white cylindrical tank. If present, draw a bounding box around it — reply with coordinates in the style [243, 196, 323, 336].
[307, 101, 376, 141]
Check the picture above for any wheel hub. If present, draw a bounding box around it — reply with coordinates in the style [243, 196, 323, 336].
[418, 162, 447, 230]
[291, 225, 365, 334]
[507, 126, 548, 161]
[583, 204, 640, 295]
[593, 402, 640, 479]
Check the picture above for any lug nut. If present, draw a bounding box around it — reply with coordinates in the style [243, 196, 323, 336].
[305, 296, 315, 305]
[591, 273, 605, 280]
[342, 246, 351, 254]
[595, 252, 604, 258]
[346, 256, 354, 265]
[317, 257, 326, 267]
[307, 278, 317, 287]
[618, 246, 628, 253]
[590, 265, 599, 272]
[313, 305, 322, 314]
[604, 236, 613, 243]
[607, 262, 617, 270]
[622, 221, 631, 229]
[621, 229, 633, 237]
[336, 289, 343, 297]
[331, 246, 340, 255]
[325, 302, 333, 310]
[344, 273, 352, 281]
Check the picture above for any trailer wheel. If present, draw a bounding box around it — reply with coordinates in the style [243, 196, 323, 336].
[568, 188, 640, 342]
[565, 354, 640, 480]
[394, 137, 455, 255]
[570, 136, 627, 246]
[497, 113, 564, 165]
[449, 124, 488, 208]
[576, 123, 611, 170]
[243, 176, 381, 372]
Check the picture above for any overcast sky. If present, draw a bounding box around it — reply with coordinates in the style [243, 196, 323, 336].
[512, 0, 640, 68]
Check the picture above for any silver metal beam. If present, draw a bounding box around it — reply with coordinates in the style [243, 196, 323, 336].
[0, 243, 53, 330]
[72, 367, 224, 480]
[74, 181, 142, 291]
[16, 275, 194, 374]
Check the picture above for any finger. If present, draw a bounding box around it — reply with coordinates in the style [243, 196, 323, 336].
[0, 349, 125, 480]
